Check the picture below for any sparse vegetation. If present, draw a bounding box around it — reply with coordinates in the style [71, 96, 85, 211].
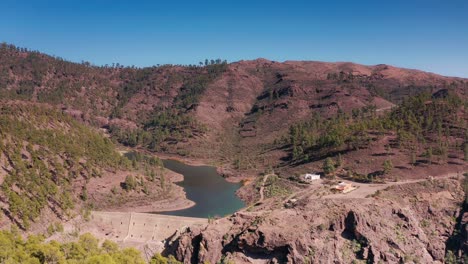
[124, 175, 138, 191]
[0, 42, 466, 264]
[382, 160, 393, 175]
[150, 253, 182, 264]
[323, 157, 336, 176]
[108, 62, 227, 151]
[262, 175, 292, 198]
[464, 143, 468, 162]
[46, 222, 64, 236]
[282, 92, 466, 178]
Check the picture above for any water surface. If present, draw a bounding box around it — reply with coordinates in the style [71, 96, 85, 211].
[159, 159, 245, 218]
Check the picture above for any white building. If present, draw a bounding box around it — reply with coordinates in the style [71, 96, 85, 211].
[303, 173, 320, 181]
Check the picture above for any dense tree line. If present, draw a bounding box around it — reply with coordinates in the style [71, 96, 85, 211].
[284, 91, 467, 167]
[0, 43, 230, 155]
[0, 104, 131, 229]
[285, 105, 379, 161]
[174, 62, 228, 109]
[109, 112, 204, 152]
[326, 68, 467, 103]
[0, 43, 121, 113]
[0, 230, 181, 264]
[110, 63, 226, 151]
[0, 43, 227, 122]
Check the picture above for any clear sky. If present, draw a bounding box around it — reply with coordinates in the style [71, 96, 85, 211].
[1, 0, 467, 77]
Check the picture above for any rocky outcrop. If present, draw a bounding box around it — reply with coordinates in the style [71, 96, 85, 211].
[445, 197, 468, 262]
[170, 178, 464, 264]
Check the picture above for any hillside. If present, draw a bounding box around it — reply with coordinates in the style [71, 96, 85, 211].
[0, 102, 185, 232]
[0, 43, 466, 194]
[1, 44, 466, 158]
[170, 176, 466, 263]
[0, 44, 467, 263]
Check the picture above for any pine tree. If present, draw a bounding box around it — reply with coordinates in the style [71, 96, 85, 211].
[426, 147, 433, 164]
[383, 160, 393, 174]
[385, 144, 391, 154]
[440, 146, 448, 164]
[160, 172, 166, 192]
[410, 152, 417, 166]
[323, 158, 336, 176]
[80, 186, 88, 201]
[337, 153, 343, 167]
[292, 146, 300, 160]
[149, 169, 156, 181]
[464, 143, 468, 162]
[124, 175, 137, 191]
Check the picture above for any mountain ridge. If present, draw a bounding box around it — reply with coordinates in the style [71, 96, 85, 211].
[0, 43, 467, 263]
[1, 43, 466, 177]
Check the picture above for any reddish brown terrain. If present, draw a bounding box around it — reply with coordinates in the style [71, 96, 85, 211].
[0, 44, 467, 263]
[1, 43, 467, 199]
[1, 46, 466, 174]
[170, 176, 465, 263]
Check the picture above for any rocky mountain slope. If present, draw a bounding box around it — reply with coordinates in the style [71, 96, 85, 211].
[1, 44, 466, 176]
[169, 177, 466, 263]
[0, 43, 467, 263]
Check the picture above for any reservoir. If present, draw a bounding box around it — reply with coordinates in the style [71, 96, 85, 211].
[159, 159, 245, 218]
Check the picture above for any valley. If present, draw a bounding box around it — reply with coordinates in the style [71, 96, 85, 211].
[0, 43, 466, 263]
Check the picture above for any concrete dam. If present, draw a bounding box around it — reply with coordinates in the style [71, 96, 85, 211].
[90, 211, 207, 243]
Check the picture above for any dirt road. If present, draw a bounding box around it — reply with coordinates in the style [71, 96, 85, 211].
[258, 174, 277, 202]
[323, 172, 462, 199]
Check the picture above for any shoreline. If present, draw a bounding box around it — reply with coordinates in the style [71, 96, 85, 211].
[119, 148, 255, 204]
[94, 167, 198, 214]
[153, 152, 217, 167]
[126, 168, 197, 213]
[120, 147, 253, 183]
[152, 152, 255, 184]
[104, 196, 196, 213]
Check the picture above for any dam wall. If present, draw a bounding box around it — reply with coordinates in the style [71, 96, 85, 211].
[90, 211, 207, 243]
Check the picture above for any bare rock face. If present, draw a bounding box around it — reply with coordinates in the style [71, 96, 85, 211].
[170, 179, 464, 263]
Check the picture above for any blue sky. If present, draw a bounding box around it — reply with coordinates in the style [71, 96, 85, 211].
[1, 0, 467, 77]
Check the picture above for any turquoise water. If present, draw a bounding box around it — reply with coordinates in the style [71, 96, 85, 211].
[158, 159, 245, 218]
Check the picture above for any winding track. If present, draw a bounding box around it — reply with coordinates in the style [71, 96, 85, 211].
[281, 172, 463, 203]
[258, 174, 274, 202]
